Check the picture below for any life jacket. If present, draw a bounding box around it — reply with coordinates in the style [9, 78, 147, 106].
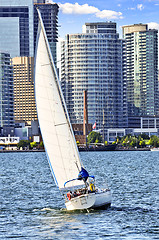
[90, 183, 95, 192]
[67, 192, 71, 200]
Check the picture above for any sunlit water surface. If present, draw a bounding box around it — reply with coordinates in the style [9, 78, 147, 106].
[0, 151, 158, 239]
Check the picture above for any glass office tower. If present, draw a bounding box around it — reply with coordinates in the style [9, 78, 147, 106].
[34, 1, 59, 66]
[61, 22, 128, 132]
[122, 24, 159, 117]
[0, 52, 14, 127]
[0, 0, 34, 58]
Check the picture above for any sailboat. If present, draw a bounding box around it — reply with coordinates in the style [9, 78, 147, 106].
[34, 9, 111, 211]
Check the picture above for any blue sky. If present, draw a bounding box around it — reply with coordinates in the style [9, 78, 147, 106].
[48, 0, 159, 39]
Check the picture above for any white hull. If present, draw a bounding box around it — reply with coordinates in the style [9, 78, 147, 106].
[93, 190, 112, 209]
[65, 190, 111, 211]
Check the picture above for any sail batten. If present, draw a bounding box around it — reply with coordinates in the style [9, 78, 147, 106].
[34, 9, 83, 189]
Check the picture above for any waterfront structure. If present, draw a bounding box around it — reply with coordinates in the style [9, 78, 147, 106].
[0, 135, 19, 150]
[14, 120, 40, 141]
[61, 22, 128, 134]
[122, 24, 159, 118]
[107, 115, 159, 142]
[107, 116, 159, 142]
[0, 52, 14, 128]
[12, 57, 37, 125]
[34, 0, 59, 66]
[0, 0, 34, 58]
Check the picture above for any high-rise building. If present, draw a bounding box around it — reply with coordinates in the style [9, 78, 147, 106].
[61, 22, 128, 133]
[12, 57, 37, 125]
[122, 24, 159, 117]
[0, 52, 14, 127]
[34, 0, 59, 66]
[0, 0, 34, 58]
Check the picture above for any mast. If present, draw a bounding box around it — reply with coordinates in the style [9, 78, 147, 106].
[83, 90, 88, 146]
[103, 109, 105, 144]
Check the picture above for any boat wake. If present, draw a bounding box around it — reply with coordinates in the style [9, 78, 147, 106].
[33, 207, 61, 213]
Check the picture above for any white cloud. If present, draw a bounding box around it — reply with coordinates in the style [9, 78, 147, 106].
[96, 10, 123, 20]
[148, 22, 159, 30]
[137, 4, 144, 11]
[59, 2, 123, 20]
[59, 3, 99, 15]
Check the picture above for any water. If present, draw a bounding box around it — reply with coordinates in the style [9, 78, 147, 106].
[0, 151, 158, 239]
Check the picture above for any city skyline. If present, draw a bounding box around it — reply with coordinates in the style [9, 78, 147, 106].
[0, 0, 159, 140]
[56, 0, 159, 39]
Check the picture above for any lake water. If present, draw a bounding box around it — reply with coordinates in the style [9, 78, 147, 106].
[0, 151, 158, 239]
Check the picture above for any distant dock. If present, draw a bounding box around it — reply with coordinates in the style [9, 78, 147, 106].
[78, 144, 116, 152]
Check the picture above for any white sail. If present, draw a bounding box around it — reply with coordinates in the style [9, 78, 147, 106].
[34, 9, 83, 189]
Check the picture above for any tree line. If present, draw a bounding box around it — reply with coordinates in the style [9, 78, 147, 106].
[17, 140, 44, 150]
[116, 134, 159, 148]
[85, 131, 159, 148]
[17, 132, 159, 149]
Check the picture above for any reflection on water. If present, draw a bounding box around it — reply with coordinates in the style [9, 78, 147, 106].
[0, 151, 158, 239]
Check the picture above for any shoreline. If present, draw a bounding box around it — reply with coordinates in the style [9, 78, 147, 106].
[0, 149, 45, 153]
[115, 148, 150, 151]
[0, 148, 151, 153]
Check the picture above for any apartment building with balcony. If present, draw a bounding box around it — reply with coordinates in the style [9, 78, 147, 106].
[61, 22, 128, 136]
[122, 24, 159, 118]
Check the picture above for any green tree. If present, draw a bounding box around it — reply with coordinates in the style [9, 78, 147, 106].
[17, 140, 30, 149]
[149, 135, 159, 147]
[30, 141, 37, 149]
[120, 135, 139, 148]
[139, 140, 146, 148]
[87, 131, 103, 144]
[122, 140, 127, 147]
[39, 141, 44, 149]
[139, 133, 150, 140]
[129, 137, 137, 147]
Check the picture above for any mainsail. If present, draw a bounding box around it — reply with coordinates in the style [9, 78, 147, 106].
[34, 9, 83, 189]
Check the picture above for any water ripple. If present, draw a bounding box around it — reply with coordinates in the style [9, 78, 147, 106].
[0, 151, 158, 239]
